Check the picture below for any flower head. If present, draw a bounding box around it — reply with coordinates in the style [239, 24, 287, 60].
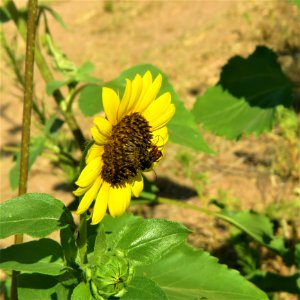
[74, 71, 175, 224]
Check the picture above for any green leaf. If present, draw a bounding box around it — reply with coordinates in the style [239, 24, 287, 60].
[250, 271, 300, 294]
[218, 210, 288, 255]
[295, 243, 300, 268]
[74, 62, 99, 83]
[60, 226, 77, 266]
[0, 7, 10, 23]
[9, 137, 45, 190]
[0, 239, 64, 275]
[71, 282, 93, 300]
[192, 86, 275, 139]
[18, 274, 59, 300]
[78, 85, 102, 116]
[0, 193, 71, 238]
[40, 5, 68, 29]
[193, 46, 293, 140]
[93, 224, 107, 259]
[123, 276, 168, 300]
[220, 46, 293, 108]
[137, 244, 268, 300]
[102, 213, 190, 266]
[46, 80, 67, 95]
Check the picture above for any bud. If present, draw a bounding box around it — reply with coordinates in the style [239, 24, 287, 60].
[86, 250, 134, 299]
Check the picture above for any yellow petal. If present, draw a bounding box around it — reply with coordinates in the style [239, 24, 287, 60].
[131, 173, 144, 197]
[75, 157, 102, 187]
[90, 126, 107, 145]
[108, 185, 131, 217]
[86, 144, 104, 164]
[76, 177, 102, 214]
[117, 79, 132, 121]
[122, 74, 143, 116]
[146, 103, 175, 131]
[102, 87, 120, 125]
[152, 126, 169, 148]
[91, 181, 110, 224]
[93, 116, 112, 138]
[131, 71, 152, 112]
[73, 184, 91, 197]
[135, 74, 162, 113]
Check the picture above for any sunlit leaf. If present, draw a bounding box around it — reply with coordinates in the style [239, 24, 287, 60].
[0, 193, 72, 238]
[123, 277, 167, 300]
[71, 282, 93, 300]
[46, 80, 67, 95]
[0, 239, 64, 275]
[40, 5, 68, 29]
[193, 46, 293, 139]
[78, 85, 102, 116]
[101, 213, 190, 266]
[218, 210, 288, 255]
[137, 244, 268, 300]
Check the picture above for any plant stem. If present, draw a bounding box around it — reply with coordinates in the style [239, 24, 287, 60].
[4, 0, 86, 151]
[11, 1, 38, 298]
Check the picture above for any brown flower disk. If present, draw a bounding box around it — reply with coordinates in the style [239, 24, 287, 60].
[101, 112, 155, 187]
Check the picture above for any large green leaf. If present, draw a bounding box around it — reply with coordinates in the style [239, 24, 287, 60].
[137, 244, 268, 300]
[18, 274, 71, 300]
[123, 276, 168, 300]
[78, 85, 102, 116]
[218, 210, 288, 255]
[18, 274, 58, 300]
[101, 213, 190, 266]
[250, 271, 300, 294]
[0, 193, 71, 238]
[71, 282, 93, 300]
[192, 86, 274, 139]
[0, 239, 64, 275]
[193, 46, 293, 139]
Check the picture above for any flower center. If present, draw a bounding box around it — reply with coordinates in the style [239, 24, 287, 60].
[101, 112, 160, 188]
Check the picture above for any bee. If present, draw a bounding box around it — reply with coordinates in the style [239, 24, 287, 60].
[140, 145, 162, 171]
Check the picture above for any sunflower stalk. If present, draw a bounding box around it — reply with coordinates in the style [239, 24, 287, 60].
[11, 0, 38, 298]
[3, 0, 86, 151]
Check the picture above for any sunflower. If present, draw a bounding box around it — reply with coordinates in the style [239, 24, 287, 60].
[74, 71, 175, 224]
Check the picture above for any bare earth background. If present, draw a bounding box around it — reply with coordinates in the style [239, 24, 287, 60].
[1, 1, 300, 299]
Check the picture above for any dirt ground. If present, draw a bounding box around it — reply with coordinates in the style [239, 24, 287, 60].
[1, 1, 300, 299]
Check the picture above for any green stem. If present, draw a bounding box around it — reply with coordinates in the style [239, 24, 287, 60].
[11, 1, 38, 298]
[4, 0, 86, 151]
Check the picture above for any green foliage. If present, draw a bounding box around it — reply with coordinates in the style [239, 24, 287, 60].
[136, 244, 268, 300]
[193, 46, 293, 139]
[99, 213, 190, 266]
[78, 85, 102, 116]
[0, 239, 64, 275]
[218, 210, 287, 255]
[0, 193, 72, 238]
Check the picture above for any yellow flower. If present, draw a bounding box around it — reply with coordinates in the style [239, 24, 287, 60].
[74, 71, 175, 224]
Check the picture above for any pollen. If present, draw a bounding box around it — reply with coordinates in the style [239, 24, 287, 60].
[101, 112, 153, 187]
